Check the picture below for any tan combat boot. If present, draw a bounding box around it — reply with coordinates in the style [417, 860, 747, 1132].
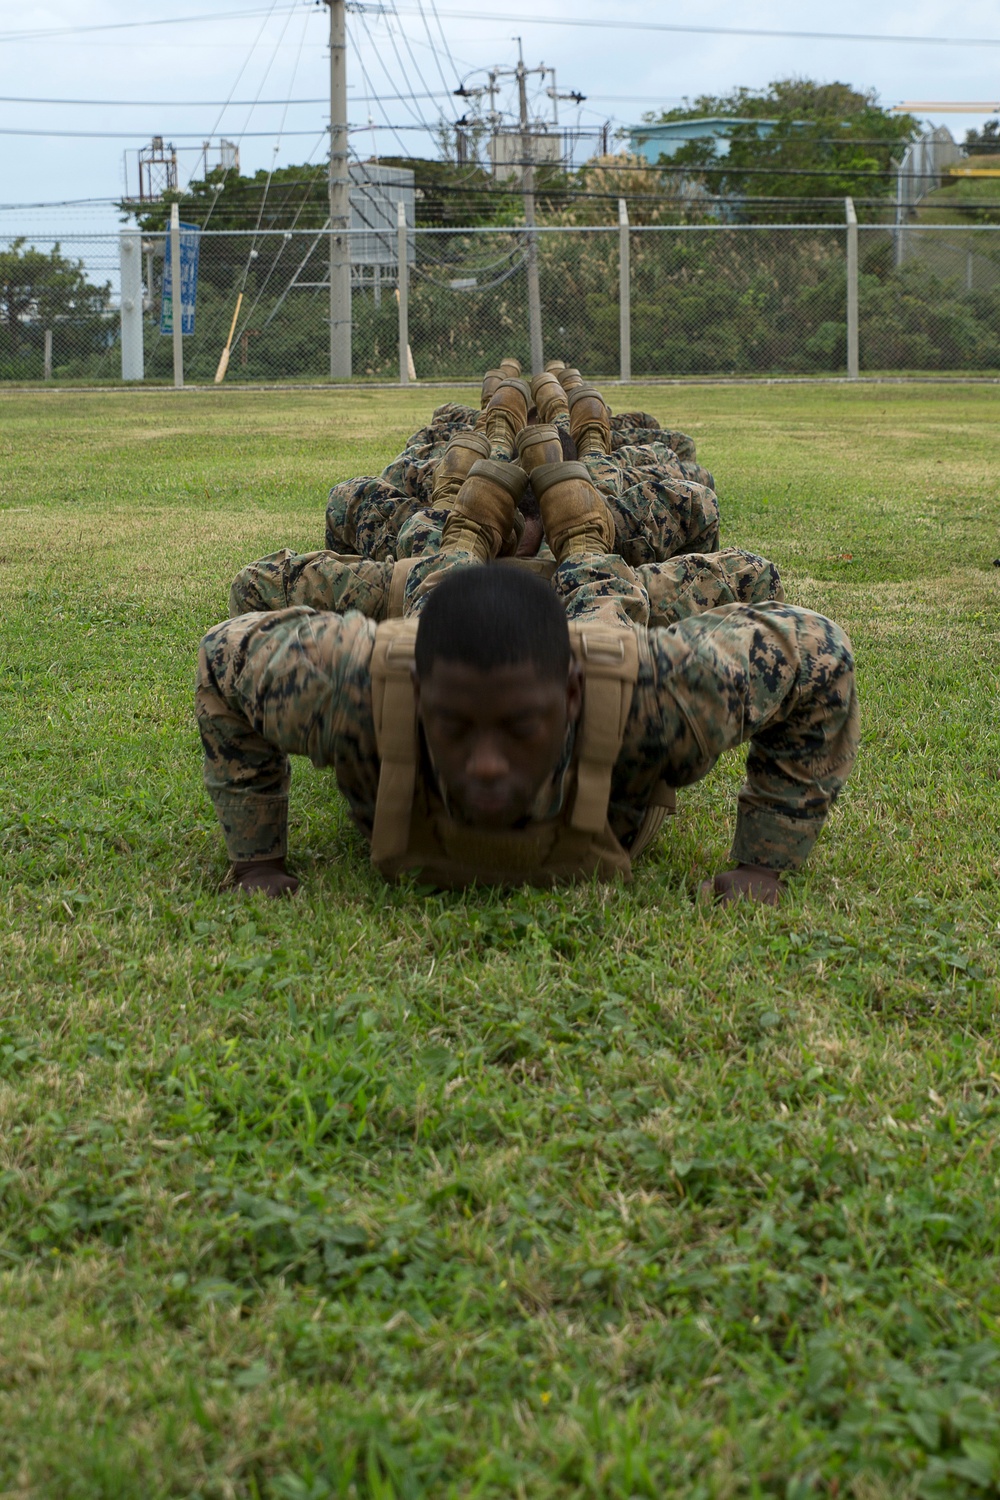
[529, 371, 569, 425]
[515, 423, 562, 474]
[568, 384, 612, 457]
[498, 356, 522, 378]
[439, 459, 527, 562]
[559, 367, 585, 393]
[484, 378, 530, 460]
[532, 460, 616, 561]
[480, 368, 505, 409]
[544, 358, 566, 374]
[430, 431, 491, 509]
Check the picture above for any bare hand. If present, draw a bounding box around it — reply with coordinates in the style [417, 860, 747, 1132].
[700, 863, 783, 906]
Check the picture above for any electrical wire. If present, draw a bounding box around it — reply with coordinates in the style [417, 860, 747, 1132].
[349, 14, 419, 159]
[0, 6, 301, 43]
[199, 0, 298, 223]
[7, 4, 1000, 50]
[378, 8, 1000, 50]
[231, 2, 314, 341]
[413, 0, 454, 99]
[427, 0, 462, 86]
[355, 7, 435, 133]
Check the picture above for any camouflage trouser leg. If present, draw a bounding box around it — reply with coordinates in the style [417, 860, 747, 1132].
[610, 411, 661, 446]
[638, 549, 783, 628]
[551, 553, 651, 630]
[395, 507, 448, 559]
[325, 476, 419, 558]
[581, 454, 721, 566]
[229, 549, 392, 619]
[548, 547, 781, 632]
[608, 418, 698, 464]
[608, 441, 715, 494]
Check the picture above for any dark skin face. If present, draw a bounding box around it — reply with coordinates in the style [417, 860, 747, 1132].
[414, 657, 583, 828]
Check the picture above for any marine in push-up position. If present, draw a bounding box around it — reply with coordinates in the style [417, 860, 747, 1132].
[196, 446, 859, 905]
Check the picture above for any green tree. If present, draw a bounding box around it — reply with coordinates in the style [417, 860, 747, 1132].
[642, 79, 919, 224]
[964, 119, 1000, 155]
[0, 239, 112, 378]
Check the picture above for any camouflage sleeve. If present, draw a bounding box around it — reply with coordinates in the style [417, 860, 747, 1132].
[622, 603, 859, 871]
[229, 550, 391, 618]
[638, 548, 782, 627]
[195, 608, 380, 863]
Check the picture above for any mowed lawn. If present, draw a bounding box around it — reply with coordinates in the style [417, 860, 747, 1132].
[1, 382, 999, 1498]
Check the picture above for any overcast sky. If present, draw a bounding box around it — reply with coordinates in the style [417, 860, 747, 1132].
[1, 0, 998, 248]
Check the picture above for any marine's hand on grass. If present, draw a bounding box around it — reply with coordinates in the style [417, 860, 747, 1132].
[701, 863, 783, 905]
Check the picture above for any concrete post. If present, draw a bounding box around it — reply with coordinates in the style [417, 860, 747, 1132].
[845, 196, 859, 380]
[618, 198, 631, 383]
[43, 329, 53, 381]
[119, 228, 144, 381]
[325, 0, 352, 378]
[517, 55, 544, 373]
[397, 200, 409, 387]
[170, 202, 184, 389]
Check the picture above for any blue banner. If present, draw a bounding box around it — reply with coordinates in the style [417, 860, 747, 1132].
[160, 222, 200, 336]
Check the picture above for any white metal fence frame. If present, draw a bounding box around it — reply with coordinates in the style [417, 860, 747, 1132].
[2, 212, 1000, 384]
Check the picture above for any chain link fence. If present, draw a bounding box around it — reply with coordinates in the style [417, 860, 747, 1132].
[3, 222, 1000, 383]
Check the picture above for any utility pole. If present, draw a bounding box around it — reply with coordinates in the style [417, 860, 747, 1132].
[324, 0, 352, 379]
[455, 52, 584, 370]
[515, 41, 544, 374]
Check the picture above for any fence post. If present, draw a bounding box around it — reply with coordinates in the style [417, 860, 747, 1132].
[618, 199, 631, 383]
[43, 329, 53, 381]
[170, 202, 184, 389]
[845, 196, 859, 380]
[397, 200, 409, 386]
[119, 228, 144, 381]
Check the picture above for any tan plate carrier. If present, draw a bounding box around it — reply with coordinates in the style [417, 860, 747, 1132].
[369, 614, 675, 888]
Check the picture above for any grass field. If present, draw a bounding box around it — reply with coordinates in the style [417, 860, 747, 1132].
[2, 383, 1000, 1498]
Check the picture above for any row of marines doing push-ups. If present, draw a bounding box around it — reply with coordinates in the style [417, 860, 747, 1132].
[196, 358, 859, 905]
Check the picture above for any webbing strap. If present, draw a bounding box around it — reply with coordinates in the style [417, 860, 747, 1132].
[370, 619, 420, 863]
[386, 556, 420, 619]
[569, 625, 639, 834]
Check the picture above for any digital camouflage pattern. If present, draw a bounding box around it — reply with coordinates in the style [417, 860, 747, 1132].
[326, 447, 720, 565]
[609, 410, 698, 465]
[325, 401, 479, 551]
[229, 546, 782, 631]
[581, 449, 721, 566]
[326, 405, 710, 557]
[199, 547, 856, 876]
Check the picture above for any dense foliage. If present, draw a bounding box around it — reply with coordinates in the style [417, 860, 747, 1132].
[0, 239, 113, 380]
[122, 223, 1000, 383]
[964, 119, 1000, 155]
[642, 79, 919, 224]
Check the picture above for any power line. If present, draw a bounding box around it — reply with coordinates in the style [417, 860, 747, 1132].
[0, 127, 333, 139]
[0, 92, 454, 106]
[0, 6, 302, 43]
[427, 0, 463, 86]
[390, 8, 1000, 49]
[8, 3, 1000, 50]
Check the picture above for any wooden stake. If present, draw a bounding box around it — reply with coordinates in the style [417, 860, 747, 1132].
[214, 292, 244, 384]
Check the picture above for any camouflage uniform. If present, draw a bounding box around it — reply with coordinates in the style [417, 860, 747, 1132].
[579, 448, 720, 566]
[326, 404, 712, 560]
[608, 409, 678, 449]
[229, 545, 783, 632]
[324, 443, 720, 568]
[326, 402, 478, 553]
[198, 545, 857, 873]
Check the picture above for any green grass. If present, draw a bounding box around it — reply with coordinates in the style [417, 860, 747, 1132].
[1, 383, 1000, 1499]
